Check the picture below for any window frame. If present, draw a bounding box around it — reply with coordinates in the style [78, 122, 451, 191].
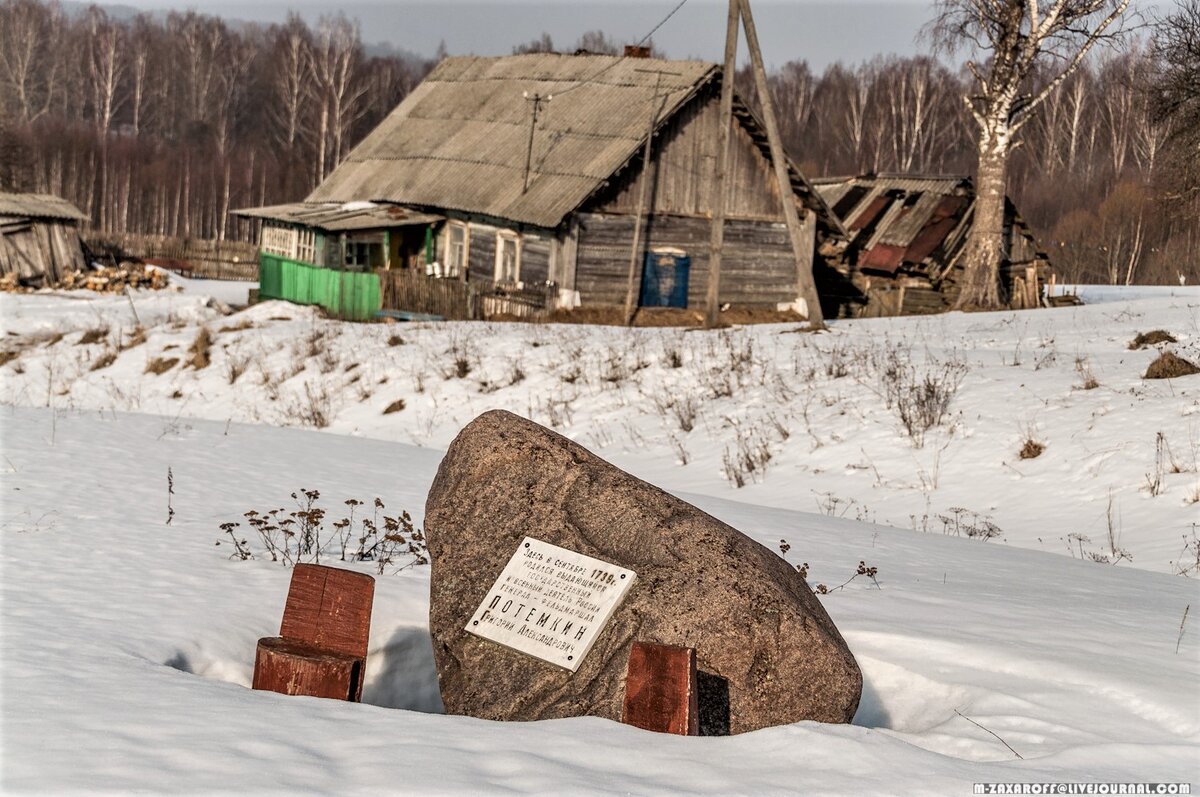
[444, 221, 470, 279]
[494, 230, 521, 285]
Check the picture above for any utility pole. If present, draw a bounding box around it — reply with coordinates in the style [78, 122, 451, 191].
[622, 68, 680, 326]
[739, 0, 826, 329]
[704, 0, 740, 328]
[522, 92, 548, 193]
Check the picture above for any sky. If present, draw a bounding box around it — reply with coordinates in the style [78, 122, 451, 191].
[87, 0, 944, 70]
[88, 0, 1167, 71]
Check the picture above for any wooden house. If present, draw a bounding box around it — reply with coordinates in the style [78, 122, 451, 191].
[0, 192, 88, 286]
[812, 174, 1054, 317]
[299, 53, 844, 317]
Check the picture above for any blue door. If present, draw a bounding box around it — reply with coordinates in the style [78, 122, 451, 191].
[640, 251, 690, 308]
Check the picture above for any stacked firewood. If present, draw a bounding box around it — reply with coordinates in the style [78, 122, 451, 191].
[0, 265, 173, 294]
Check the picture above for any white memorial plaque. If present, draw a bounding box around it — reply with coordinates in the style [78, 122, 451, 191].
[465, 537, 637, 672]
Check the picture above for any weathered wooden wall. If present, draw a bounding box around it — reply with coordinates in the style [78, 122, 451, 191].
[590, 86, 784, 221]
[521, 234, 552, 285]
[1, 217, 85, 283]
[573, 211, 806, 308]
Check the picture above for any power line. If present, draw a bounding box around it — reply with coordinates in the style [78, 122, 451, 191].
[549, 0, 691, 98]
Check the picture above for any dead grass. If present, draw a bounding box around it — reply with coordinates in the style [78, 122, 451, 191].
[1144, 352, 1200, 380]
[387, 334, 405, 346]
[145, 357, 179, 375]
[188, 328, 213, 370]
[219, 319, 254, 334]
[1129, 330, 1177, 350]
[41, 331, 64, 347]
[89, 349, 117, 371]
[383, 399, 406, 415]
[78, 327, 109, 345]
[0, 350, 19, 367]
[122, 327, 147, 350]
[1019, 439, 1046, 459]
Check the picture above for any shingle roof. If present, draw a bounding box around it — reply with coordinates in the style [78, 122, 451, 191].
[231, 201, 442, 231]
[0, 193, 88, 222]
[309, 54, 840, 233]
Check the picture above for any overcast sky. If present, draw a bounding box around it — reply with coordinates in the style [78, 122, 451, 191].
[89, 0, 1163, 70]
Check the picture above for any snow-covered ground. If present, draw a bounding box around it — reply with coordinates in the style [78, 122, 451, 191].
[1052, 284, 1200, 304]
[2, 288, 1197, 573]
[1, 287, 1198, 794]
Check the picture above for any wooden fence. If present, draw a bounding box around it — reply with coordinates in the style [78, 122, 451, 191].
[377, 270, 559, 321]
[86, 233, 259, 281]
[378, 269, 479, 320]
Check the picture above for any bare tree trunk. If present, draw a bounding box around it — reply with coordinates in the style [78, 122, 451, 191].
[957, 135, 1008, 308]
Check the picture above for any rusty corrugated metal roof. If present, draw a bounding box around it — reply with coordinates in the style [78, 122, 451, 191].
[814, 174, 973, 275]
[231, 202, 442, 231]
[309, 53, 842, 234]
[0, 193, 87, 222]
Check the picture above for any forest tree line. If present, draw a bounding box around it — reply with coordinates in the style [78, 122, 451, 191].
[0, 0, 1195, 285]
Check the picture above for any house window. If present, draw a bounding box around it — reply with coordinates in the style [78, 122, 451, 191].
[495, 231, 520, 284]
[296, 229, 317, 264]
[444, 222, 469, 278]
[344, 241, 371, 270]
[262, 223, 297, 258]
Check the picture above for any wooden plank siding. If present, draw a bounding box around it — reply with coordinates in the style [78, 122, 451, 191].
[1, 218, 86, 283]
[589, 83, 785, 221]
[574, 211, 804, 308]
[520, 234, 552, 286]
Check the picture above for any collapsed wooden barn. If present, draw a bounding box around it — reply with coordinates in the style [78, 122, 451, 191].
[238, 53, 844, 321]
[812, 174, 1054, 317]
[0, 193, 88, 286]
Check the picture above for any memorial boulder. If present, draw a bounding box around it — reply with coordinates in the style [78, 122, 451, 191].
[425, 410, 862, 734]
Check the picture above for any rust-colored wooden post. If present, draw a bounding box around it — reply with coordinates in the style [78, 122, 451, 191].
[253, 564, 375, 702]
[622, 641, 700, 735]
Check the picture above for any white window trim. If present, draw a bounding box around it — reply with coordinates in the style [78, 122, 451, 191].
[445, 221, 470, 278]
[494, 230, 521, 285]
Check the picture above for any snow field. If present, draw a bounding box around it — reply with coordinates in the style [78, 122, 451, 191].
[2, 289, 1197, 573]
[1, 408, 1196, 794]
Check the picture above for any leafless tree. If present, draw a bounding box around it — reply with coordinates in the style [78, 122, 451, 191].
[0, 0, 65, 123]
[1151, 0, 1200, 204]
[271, 14, 314, 152]
[928, 0, 1135, 309]
[311, 14, 369, 182]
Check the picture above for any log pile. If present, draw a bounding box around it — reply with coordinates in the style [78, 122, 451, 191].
[0, 265, 172, 294]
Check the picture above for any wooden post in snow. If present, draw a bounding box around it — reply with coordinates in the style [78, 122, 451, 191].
[739, 0, 826, 329]
[704, 0, 741, 329]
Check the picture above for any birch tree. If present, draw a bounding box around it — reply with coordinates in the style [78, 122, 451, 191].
[929, 0, 1134, 309]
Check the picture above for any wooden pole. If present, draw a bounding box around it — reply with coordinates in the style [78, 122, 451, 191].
[623, 71, 676, 326]
[738, 0, 826, 329]
[704, 0, 740, 329]
[522, 93, 546, 193]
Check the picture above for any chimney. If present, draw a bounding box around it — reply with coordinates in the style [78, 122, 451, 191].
[624, 45, 651, 59]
